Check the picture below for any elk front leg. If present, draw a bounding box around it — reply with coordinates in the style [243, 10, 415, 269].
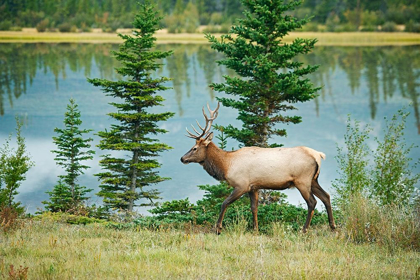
[216, 188, 246, 235]
[249, 190, 259, 232]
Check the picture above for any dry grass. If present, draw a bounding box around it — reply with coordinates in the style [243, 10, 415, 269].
[1, 29, 420, 45]
[1, 218, 419, 279]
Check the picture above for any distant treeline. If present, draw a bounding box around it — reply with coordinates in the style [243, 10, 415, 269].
[1, 0, 420, 32]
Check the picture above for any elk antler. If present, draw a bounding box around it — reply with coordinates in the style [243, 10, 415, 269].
[186, 102, 220, 139]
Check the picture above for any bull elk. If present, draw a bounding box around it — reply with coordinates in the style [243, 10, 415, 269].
[180, 103, 336, 234]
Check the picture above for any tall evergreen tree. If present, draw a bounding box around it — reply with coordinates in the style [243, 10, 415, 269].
[206, 0, 320, 147]
[88, 1, 174, 212]
[44, 98, 95, 212]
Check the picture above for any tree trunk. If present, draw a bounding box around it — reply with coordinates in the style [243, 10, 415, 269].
[259, 104, 270, 148]
[128, 130, 139, 212]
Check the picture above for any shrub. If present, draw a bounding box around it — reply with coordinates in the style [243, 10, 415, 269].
[334, 109, 420, 252]
[325, 15, 340, 32]
[36, 19, 49, 32]
[332, 116, 372, 207]
[7, 265, 29, 280]
[405, 20, 420, 33]
[34, 211, 106, 225]
[360, 25, 377, 32]
[0, 206, 22, 233]
[203, 24, 221, 33]
[333, 110, 419, 208]
[301, 22, 319, 32]
[381, 21, 398, 32]
[334, 23, 358, 32]
[9, 26, 22, 31]
[370, 110, 420, 206]
[58, 23, 72, 32]
[0, 20, 12, 31]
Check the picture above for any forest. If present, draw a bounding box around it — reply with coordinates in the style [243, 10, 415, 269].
[1, 0, 420, 33]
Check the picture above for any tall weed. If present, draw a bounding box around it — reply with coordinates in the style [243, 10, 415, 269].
[0, 206, 22, 233]
[342, 194, 420, 252]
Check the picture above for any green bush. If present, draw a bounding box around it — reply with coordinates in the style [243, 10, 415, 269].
[405, 20, 420, 33]
[0, 20, 12, 31]
[360, 25, 377, 32]
[58, 22, 72, 32]
[371, 110, 420, 206]
[203, 24, 221, 33]
[9, 26, 22, 31]
[35, 211, 106, 225]
[333, 116, 372, 207]
[334, 23, 358, 32]
[381, 21, 398, 32]
[36, 19, 49, 32]
[301, 22, 319, 32]
[333, 108, 420, 252]
[333, 109, 419, 208]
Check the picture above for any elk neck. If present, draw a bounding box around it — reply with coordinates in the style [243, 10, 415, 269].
[201, 142, 230, 181]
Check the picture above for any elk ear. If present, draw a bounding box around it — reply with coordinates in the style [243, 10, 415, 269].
[203, 132, 213, 146]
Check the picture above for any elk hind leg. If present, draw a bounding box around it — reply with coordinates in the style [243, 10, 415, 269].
[296, 182, 317, 233]
[312, 179, 336, 230]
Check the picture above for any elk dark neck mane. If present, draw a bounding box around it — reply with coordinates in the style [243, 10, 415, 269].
[201, 142, 229, 181]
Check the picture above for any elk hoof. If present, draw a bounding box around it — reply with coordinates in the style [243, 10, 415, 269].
[216, 225, 222, 235]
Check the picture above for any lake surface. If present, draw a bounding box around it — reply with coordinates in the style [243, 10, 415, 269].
[1, 43, 419, 214]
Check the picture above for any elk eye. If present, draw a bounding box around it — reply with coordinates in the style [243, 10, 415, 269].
[193, 147, 197, 151]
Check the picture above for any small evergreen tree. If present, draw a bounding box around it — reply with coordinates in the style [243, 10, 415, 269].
[87, 2, 174, 212]
[206, 0, 320, 147]
[43, 98, 95, 212]
[0, 117, 34, 213]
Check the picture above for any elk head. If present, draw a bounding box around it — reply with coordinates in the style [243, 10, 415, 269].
[180, 102, 220, 164]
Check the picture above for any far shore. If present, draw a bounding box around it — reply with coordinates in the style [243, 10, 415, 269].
[1, 28, 420, 46]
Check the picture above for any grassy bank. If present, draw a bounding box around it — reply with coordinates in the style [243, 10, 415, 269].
[1, 29, 420, 45]
[1, 219, 419, 279]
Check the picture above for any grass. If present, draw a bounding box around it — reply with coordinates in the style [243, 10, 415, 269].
[1, 218, 419, 279]
[1, 29, 420, 45]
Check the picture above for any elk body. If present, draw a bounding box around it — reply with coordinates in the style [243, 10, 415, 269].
[181, 103, 336, 234]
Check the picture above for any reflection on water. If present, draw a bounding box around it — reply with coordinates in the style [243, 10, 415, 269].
[0, 43, 419, 213]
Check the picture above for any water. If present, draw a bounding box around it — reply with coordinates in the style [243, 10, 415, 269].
[0, 43, 419, 214]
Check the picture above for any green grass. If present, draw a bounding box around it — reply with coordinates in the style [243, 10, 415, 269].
[1, 218, 419, 279]
[1, 30, 420, 45]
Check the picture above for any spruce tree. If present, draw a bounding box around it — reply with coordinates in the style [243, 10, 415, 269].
[87, 2, 174, 212]
[44, 98, 95, 212]
[0, 117, 34, 213]
[206, 0, 320, 147]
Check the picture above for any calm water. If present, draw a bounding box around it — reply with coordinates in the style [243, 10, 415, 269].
[0, 43, 419, 214]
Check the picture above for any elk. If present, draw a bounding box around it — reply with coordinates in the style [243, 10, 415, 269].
[180, 103, 336, 234]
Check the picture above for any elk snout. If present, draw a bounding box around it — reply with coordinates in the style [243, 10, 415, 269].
[180, 156, 189, 164]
